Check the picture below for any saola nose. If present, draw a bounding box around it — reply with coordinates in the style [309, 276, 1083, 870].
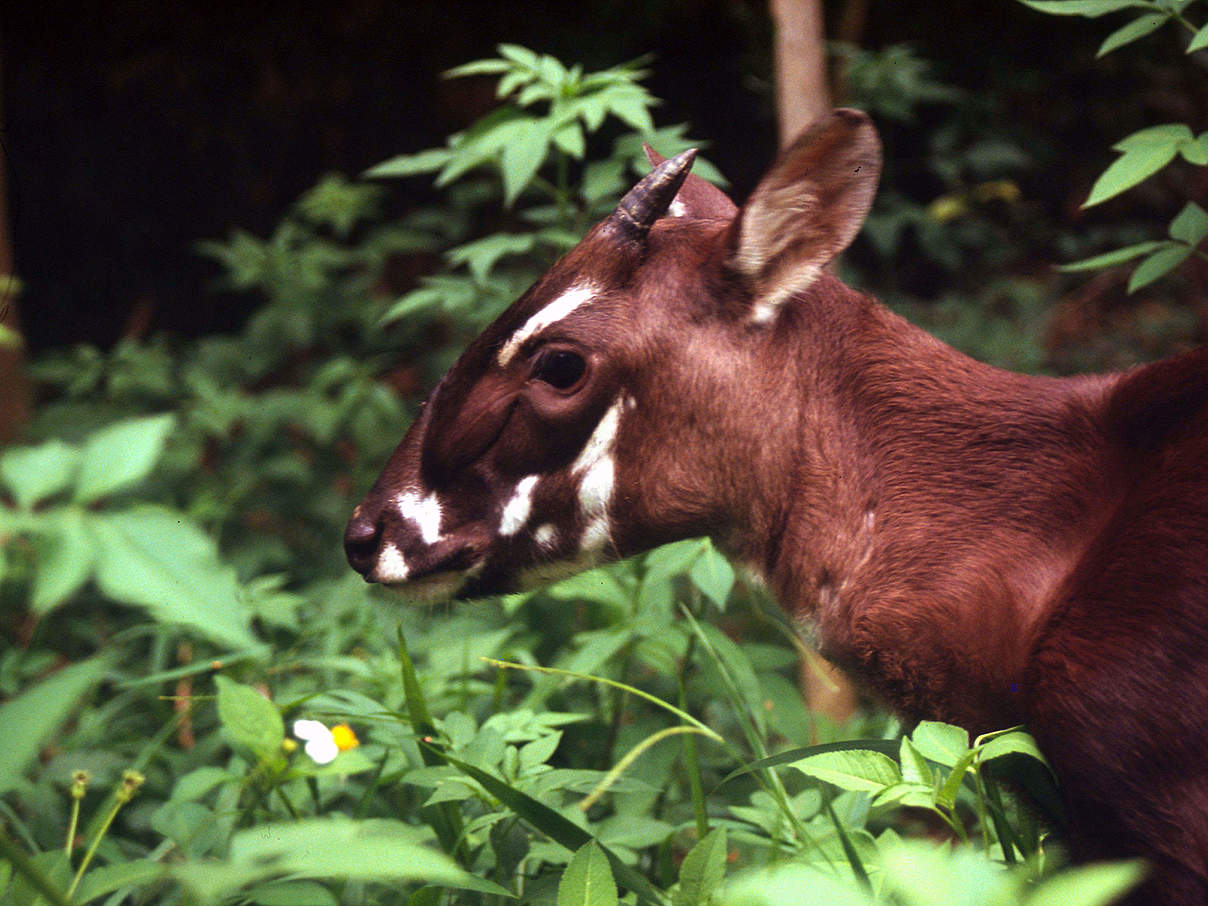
[344, 511, 382, 576]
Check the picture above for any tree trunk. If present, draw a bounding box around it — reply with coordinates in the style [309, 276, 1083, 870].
[771, 0, 859, 729]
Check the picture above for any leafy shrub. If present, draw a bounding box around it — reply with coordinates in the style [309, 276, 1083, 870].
[0, 45, 1141, 906]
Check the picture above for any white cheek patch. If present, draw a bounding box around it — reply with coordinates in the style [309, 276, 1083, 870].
[497, 283, 598, 367]
[499, 475, 539, 537]
[374, 542, 410, 583]
[570, 397, 627, 552]
[396, 490, 444, 545]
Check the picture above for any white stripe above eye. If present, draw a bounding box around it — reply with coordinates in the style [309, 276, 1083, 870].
[396, 490, 443, 545]
[497, 283, 598, 367]
[499, 475, 539, 537]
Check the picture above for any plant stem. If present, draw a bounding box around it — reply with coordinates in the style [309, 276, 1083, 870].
[0, 828, 71, 906]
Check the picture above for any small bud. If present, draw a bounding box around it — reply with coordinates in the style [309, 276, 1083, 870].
[117, 770, 145, 803]
[282, 738, 299, 754]
[70, 770, 91, 800]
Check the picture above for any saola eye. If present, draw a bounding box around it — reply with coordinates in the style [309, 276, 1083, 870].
[531, 349, 587, 390]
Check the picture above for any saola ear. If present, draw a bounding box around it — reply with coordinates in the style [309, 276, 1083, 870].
[732, 108, 881, 324]
[643, 144, 738, 221]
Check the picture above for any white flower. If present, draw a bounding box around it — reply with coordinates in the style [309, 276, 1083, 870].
[292, 719, 339, 765]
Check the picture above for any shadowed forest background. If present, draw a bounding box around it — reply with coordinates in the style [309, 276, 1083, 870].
[2, 2, 1207, 904]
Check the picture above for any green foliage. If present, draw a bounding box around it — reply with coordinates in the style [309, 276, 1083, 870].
[1023, 0, 1208, 290]
[0, 44, 1142, 906]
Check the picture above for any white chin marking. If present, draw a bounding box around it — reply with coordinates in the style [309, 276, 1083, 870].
[500, 475, 539, 537]
[580, 515, 611, 552]
[374, 542, 410, 583]
[497, 283, 598, 367]
[533, 523, 558, 548]
[396, 490, 444, 545]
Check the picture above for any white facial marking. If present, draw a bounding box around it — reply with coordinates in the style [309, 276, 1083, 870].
[497, 283, 598, 367]
[669, 198, 686, 218]
[499, 475, 540, 537]
[570, 397, 626, 552]
[396, 490, 444, 545]
[374, 542, 410, 583]
[533, 523, 558, 548]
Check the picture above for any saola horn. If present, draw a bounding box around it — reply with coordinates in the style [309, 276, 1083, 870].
[609, 148, 697, 239]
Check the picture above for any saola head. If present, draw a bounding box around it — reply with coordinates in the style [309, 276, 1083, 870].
[345, 109, 881, 599]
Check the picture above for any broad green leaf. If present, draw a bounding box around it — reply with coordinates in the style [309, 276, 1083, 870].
[790, 749, 901, 793]
[1057, 240, 1166, 271]
[173, 766, 235, 802]
[0, 440, 79, 510]
[898, 737, 932, 785]
[242, 880, 340, 906]
[215, 676, 284, 765]
[936, 749, 978, 808]
[72, 861, 169, 904]
[1085, 144, 1179, 207]
[73, 414, 175, 504]
[910, 721, 970, 767]
[1025, 861, 1146, 906]
[979, 729, 1052, 768]
[364, 148, 453, 180]
[1128, 244, 1193, 292]
[446, 233, 536, 283]
[1096, 13, 1167, 57]
[674, 827, 727, 906]
[30, 508, 95, 614]
[90, 506, 256, 648]
[552, 121, 586, 159]
[722, 863, 872, 906]
[501, 124, 550, 206]
[558, 843, 618, 906]
[6, 849, 71, 906]
[0, 654, 111, 795]
[1189, 21, 1208, 52]
[688, 541, 735, 610]
[1168, 201, 1208, 245]
[1017, 0, 1154, 15]
[497, 44, 542, 70]
[1111, 123, 1193, 152]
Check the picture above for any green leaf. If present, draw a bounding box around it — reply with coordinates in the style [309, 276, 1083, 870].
[789, 749, 901, 793]
[898, 737, 932, 785]
[71, 861, 169, 904]
[1085, 143, 1179, 207]
[363, 148, 454, 180]
[1128, 244, 1193, 291]
[979, 729, 1052, 768]
[215, 676, 285, 765]
[443, 58, 513, 79]
[243, 880, 340, 906]
[501, 124, 550, 206]
[446, 233, 536, 283]
[688, 541, 735, 610]
[1017, 0, 1154, 15]
[73, 414, 175, 504]
[1112, 123, 1193, 152]
[552, 121, 586, 159]
[1025, 861, 1147, 906]
[1188, 21, 1208, 52]
[557, 843, 618, 906]
[910, 721, 970, 767]
[0, 323, 22, 349]
[1057, 240, 1167, 271]
[0, 440, 79, 510]
[1180, 135, 1208, 164]
[0, 655, 111, 795]
[1096, 13, 1167, 57]
[30, 508, 96, 614]
[1168, 201, 1208, 244]
[674, 827, 727, 906]
[90, 506, 256, 648]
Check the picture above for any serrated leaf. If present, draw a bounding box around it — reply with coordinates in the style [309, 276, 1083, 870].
[674, 827, 727, 906]
[552, 121, 586, 159]
[1017, 0, 1154, 15]
[215, 676, 285, 765]
[688, 541, 735, 610]
[1168, 201, 1208, 244]
[1128, 244, 1193, 291]
[898, 737, 932, 785]
[1084, 143, 1179, 207]
[789, 749, 901, 792]
[90, 506, 256, 648]
[1096, 13, 1167, 57]
[1057, 240, 1167, 271]
[910, 721, 970, 766]
[0, 655, 111, 795]
[557, 842, 618, 906]
[30, 508, 96, 614]
[0, 440, 80, 509]
[73, 414, 175, 504]
[446, 233, 536, 283]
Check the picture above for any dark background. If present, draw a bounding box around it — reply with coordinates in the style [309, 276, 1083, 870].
[1, 1, 1188, 353]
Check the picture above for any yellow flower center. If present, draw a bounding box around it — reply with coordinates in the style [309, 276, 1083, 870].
[331, 724, 359, 751]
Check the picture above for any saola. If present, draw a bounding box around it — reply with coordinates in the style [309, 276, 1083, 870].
[346, 109, 1208, 903]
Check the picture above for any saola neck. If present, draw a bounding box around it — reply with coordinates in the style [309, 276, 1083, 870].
[757, 282, 1118, 729]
